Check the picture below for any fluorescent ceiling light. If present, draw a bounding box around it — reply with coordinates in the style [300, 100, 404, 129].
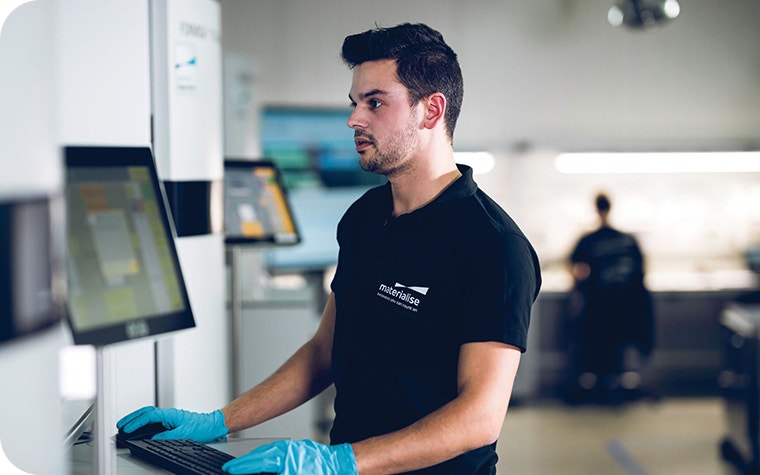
[555, 151, 760, 174]
[454, 151, 495, 174]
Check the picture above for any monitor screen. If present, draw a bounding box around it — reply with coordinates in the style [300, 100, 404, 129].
[224, 159, 301, 246]
[261, 107, 386, 189]
[64, 146, 195, 346]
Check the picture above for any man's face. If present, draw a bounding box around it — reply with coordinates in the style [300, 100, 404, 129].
[347, 59, 423, 177]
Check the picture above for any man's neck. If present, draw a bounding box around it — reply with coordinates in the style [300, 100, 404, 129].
[388, 158, 461, 217]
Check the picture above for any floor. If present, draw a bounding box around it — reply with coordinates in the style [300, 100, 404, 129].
[496, 397, 743, 475]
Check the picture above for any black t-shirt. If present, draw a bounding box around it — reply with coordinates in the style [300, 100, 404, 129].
[569, 226, 654, 353]
[570, 226, 644, 292]
[329, 165, 541, 474]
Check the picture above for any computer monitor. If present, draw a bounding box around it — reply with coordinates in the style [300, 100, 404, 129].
[64, 146, 195, 347]
[223, 159, 301, 246]
[261, 107, 385, 189]
[0, 196, 65, 345]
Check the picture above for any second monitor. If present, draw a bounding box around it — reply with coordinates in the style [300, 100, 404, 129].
[224, 159, 301, 247]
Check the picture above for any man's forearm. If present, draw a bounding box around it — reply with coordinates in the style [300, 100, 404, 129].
[351, 388, 505, 474]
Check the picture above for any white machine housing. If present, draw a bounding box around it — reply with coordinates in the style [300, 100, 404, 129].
[150, 0, 230, 411]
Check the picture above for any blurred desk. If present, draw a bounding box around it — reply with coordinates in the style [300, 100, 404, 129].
[534, 270, 758, 397]
[71, 437, 277, 474]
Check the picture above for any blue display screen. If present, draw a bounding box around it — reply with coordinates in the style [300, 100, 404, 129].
[261, 107, 385, 188]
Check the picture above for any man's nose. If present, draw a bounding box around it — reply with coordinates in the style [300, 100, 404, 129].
[347, 107, 366, 130]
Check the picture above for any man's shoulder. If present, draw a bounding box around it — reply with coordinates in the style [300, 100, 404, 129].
[465, 188, 528, 239]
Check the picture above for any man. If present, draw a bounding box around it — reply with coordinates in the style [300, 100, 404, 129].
[118, 23, 541, 474]
[566, 192, 654, 403]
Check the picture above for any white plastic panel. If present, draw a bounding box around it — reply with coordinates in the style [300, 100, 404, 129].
[0, 0, 58, 199]
[56, 0, 151, 147]
[151, 0, 223, 181]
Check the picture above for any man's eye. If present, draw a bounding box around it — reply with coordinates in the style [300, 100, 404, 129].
[370, 99, 382, 109]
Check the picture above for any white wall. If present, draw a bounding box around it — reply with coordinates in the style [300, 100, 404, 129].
[56, 1, 152, 146]
[0, 1, 65, 473]
[473, 149, 760, 289]
[220, 0, 760, 151]
[223, 52, 262, 158]
[0, 329, 66, 475]
[0, 0, 60, 199]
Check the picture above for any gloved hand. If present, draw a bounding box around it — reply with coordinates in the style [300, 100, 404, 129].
[222, 439, 357, 475]
[116, 406, 228, 443]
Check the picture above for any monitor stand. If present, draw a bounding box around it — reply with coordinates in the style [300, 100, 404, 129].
[94, 346, 116, 474]
[227, 245, 275, 398]
[227, 245, 245, 399]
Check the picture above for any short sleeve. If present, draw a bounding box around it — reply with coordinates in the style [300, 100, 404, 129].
[456, 233, 540, 352]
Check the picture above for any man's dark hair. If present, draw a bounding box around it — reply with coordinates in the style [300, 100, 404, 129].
[341, 23, 464, 142]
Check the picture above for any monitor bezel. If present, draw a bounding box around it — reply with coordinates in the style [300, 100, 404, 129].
[64, 146, 195, 347]
[223, 158, 302, 247]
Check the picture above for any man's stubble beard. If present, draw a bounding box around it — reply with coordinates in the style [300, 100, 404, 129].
[358, 119, 419, 178]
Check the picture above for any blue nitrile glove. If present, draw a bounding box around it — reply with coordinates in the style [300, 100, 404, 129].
[116, 406, 228, 443]
[222, 439, 357, 475]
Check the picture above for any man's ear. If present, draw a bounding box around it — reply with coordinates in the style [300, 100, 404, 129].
[421, 92, 446, 130]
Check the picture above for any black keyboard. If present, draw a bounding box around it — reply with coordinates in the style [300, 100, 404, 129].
[122, 438, 234, 475]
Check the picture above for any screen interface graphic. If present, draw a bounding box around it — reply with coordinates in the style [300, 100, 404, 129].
[66, 165, 186, 334]
[224, 163, 299, 245]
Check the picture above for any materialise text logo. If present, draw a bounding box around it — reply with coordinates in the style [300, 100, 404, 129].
[376, 282, 429, 313]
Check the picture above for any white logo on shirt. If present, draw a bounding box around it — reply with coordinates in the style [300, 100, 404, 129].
[394, 282, 429, 295]
[376, 282, 429, 313]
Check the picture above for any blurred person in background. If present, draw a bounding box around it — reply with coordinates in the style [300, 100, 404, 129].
[564, 192, 655, 404]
